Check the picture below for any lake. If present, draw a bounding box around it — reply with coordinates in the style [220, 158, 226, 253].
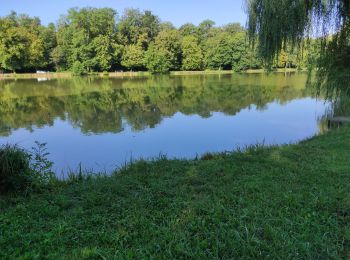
[0, 73, 328, 175]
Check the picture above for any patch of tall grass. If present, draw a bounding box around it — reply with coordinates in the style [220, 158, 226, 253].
[0, 142, 54, 194]
[0, 145, 32, 194]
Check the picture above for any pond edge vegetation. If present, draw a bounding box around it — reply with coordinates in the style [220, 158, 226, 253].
[1, 125, 349, 258]
[0, 68, 306, 79]
[1, 123, 341, 195]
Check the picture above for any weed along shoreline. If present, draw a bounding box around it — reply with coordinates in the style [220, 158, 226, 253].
[0, 68, 302, 80]
[1, 126, 350, 258]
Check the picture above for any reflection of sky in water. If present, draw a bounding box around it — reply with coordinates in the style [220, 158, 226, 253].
[0, 97, 327, 175]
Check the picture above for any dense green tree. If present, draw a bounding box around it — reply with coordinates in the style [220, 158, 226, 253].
[0, 27, 31, 72]
[275, 49, 301, 69]
[159, 22, 176, 31]
[51, 46, 67, 71]
[230, 32, 258, 72]
[28, 35, 45, 69]
[204, 31, 262, 71]
[121, 44, 145, 70]
[181, 36, 203, 71]
[179, 23, 198, 37]
[118, 9, 143, 45]
[0, 13, 46, 72]
[141, 11, 161, 42]
[223, 23, 245, 34]
[40, 23, 57, 70]
[304, 39, 322, 70]
[197, 19, 216, 42]
[55, 7, 117, 72]
[204, 32, 234, 69]
[153, 30, 182, 70]
[111, 43, 124, 70]
[144, 43, 171, 73]
[91, 35, 114, 71]
[117, 9, 160, 45]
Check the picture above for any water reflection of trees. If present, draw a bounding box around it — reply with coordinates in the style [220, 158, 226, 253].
[0, 74, 312, 136]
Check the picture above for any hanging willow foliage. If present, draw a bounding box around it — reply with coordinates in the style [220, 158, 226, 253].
[246, 0, 350, 98]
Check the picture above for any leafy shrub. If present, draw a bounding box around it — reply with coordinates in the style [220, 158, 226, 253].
[0, 142, 54, 194]
[0, 145, 32, 194]
[72, 61, 87, 76]
[31, 141, 55, 187]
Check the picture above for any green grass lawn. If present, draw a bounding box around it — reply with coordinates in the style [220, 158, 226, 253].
[1, 127, 350, 259]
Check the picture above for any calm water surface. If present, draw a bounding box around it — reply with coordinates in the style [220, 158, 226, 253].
[0, 73, 328, 175]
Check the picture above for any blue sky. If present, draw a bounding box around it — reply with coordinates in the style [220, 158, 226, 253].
[0, 0, 247, 27]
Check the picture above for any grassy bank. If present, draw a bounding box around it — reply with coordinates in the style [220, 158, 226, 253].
[0, 72, 72, 79]
[1, 127, 350, 258]
[0, 69, 302, 79]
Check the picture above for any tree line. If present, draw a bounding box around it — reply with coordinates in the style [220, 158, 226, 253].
[0, 8, 319, 74]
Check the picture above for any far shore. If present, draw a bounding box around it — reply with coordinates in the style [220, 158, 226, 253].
[0, 68, 303, 80]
